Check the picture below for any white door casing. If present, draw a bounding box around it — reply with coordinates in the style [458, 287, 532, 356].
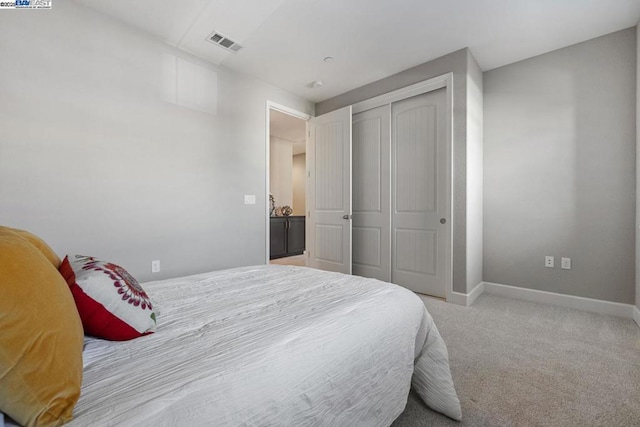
[306, 106, 352, 274]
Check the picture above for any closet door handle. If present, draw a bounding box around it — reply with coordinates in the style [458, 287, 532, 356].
[440, 218, 447, 224]
[342, 215, 351, 220]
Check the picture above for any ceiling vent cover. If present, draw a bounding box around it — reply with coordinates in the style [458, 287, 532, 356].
[206, 31, 243, 53]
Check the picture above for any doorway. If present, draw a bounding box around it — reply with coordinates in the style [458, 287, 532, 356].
[266, 103, 310, 266]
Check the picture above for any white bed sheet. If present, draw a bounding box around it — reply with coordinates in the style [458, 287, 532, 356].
[70, 265, 461, 426]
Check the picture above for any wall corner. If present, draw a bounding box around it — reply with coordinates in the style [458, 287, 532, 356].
[465, 49, 484, 294]
[636, 23, 640, 313]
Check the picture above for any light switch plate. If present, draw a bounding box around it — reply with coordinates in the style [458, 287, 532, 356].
[244, 194, 256, 205]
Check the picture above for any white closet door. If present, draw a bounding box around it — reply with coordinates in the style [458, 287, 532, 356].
[307, 106, 353, 274]
[352, 105, 391, 282]
[391, 88, 449, 297]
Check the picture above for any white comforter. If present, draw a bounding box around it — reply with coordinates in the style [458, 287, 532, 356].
[70, 265, 461, 426]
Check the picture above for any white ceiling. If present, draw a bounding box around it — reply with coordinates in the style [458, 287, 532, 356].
[76, 0, 640, 103]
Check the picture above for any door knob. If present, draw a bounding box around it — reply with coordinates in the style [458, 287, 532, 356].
[343, 215, 351, 220]
[440, 218, 447, 224]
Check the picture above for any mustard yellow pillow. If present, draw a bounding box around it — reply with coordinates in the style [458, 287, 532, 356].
[0, 226, 61, 268]
[0, 228, 83, 427]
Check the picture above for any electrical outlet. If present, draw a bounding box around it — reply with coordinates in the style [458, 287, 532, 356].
[244, 194, 256, 205]
[544, 256, 554, 268]
[561, 257, 571, 270]
[151, 260, 160, 273]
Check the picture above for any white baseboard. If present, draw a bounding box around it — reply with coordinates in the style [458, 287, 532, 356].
[448, 281, 639, 328]
[449, 282, 484, 306]
[482, 281, 636, 320]
[448, 292, 467, 306]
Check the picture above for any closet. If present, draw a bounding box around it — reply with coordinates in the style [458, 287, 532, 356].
[352, 87, 449, 298]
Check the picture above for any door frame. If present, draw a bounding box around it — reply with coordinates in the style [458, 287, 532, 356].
[351, 73, 454, 302]
[264, 101, 311, 264]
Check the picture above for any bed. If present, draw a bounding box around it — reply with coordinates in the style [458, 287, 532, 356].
[1, 254, 461, 426]
[63, 264, 461, 426]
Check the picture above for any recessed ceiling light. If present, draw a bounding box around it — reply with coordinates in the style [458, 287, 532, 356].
[323, 56, 334, 63]
[310, 80, 324, 88]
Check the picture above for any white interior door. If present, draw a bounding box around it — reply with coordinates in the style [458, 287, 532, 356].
[391, 88, 449, 297]
[352, 105, 391, 281]
[307, 106, 352, 274]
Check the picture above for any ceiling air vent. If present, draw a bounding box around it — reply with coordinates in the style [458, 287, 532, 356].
[206, 31, 243, 53]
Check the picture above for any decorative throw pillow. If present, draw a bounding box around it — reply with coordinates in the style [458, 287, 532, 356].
[59, 255, 157, 341]
[0, 226, 61, 268]
[0, 228, 84, 427]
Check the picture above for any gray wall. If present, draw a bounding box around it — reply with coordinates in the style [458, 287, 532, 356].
[484, 28, 636, 304]
[637, 23, 640, 311]
[317, 48, 482, 294]
[0, 0, 313, 282]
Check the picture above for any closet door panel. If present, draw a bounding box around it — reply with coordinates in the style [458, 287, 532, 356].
[395, 229, 437, 275]
[352, 227, 381, 267]
[352, 105, 391, 282]
[315, 121, 345, 211]
[395, 105, 437, 213]
[353, 118, 381, 212]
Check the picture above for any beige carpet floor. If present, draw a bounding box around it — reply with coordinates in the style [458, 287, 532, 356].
[270, 255, 306, 266]
[392, 294, 640, 427]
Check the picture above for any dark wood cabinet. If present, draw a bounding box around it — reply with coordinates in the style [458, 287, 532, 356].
[270, 216, 305, 259]
[269, 217, 288, 258]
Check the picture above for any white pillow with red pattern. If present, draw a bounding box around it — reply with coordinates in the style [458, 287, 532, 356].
[59, 255, 156, 341]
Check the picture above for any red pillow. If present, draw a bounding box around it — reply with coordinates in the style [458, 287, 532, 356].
[59, 255, 156, 341]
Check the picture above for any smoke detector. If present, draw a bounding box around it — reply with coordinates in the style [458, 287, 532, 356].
[206, 31, 243, 53]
